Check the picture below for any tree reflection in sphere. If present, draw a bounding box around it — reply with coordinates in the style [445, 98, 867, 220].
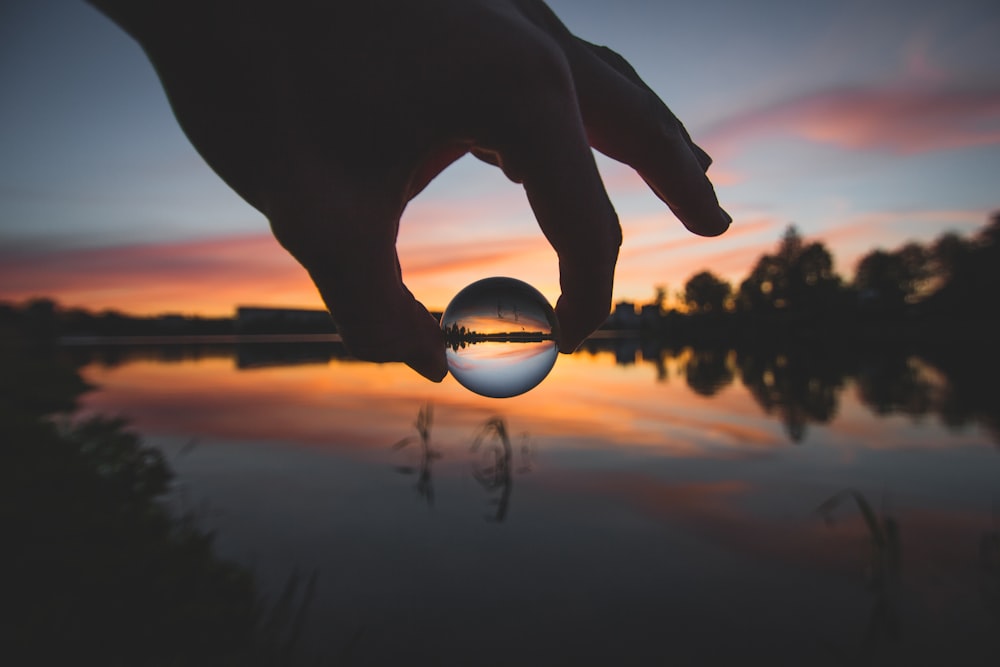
[441, 277, 559, 398]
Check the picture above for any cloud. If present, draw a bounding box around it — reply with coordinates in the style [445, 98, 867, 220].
[0, 233, 320, 314]
[611, 216, 784, 294]
[0, 228, 555, 315]
[621, 217, 777, 261]
[810, 207, 993, 275]
[701, 84, 1000, 157]
[902, 27, 951, 84]
[5, 203, 988, 319]
[399, 237, 545, 276]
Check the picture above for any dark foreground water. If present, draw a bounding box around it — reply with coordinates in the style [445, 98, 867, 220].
[40, 339, 1000, 664]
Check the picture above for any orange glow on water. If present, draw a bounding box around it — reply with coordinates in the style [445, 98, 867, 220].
[75, 346, 991, 460]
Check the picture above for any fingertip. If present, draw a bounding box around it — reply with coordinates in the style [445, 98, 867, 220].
[701, 207, 733, 237]
[406, 350, 448, 382]
[557, 337, 582, 355]
[693, 144, 713, 172]
[405, 306, 448, 381]
[555, 294, 609, 354]
[556, 328, 581, 354]
[551, 232, 619, 355]
[318, 279, 448, 382]
[678, 205, 732, 238]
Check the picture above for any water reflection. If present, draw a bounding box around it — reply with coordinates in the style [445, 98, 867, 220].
[469, 417, 533, 523]
[1, 339, 318, 665]
[736, 345, 845, 443]
[984, 515, 1000, 617]
[60, 335, 1000, 447]
[817, 490, 902, 651]
[683, 348, 735, 397]
[579, 336, 999, 445]
[391, 406, 533, 522]
[856, 353, 937, 417]
[923, 347, 1000, 443]
[10, 334, 1000, 664]
[392, 404, 441, 506]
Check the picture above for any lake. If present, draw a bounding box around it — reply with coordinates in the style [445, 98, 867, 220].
[64, 337, 1000, 664]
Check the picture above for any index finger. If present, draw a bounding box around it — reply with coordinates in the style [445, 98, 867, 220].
[478, 36, 621, 353]
[512, 0, 730, 237]
[574, 38, 732, 237]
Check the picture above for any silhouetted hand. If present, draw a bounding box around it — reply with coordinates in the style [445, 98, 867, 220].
[88, 0, 730, 381]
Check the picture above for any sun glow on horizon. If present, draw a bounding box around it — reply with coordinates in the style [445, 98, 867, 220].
[2, 202, 995, 318]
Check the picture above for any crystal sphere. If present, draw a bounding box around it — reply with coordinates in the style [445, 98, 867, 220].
[441, 277, 560, 398]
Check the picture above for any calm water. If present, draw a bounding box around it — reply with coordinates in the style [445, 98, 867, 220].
[71, 338, 999, 665]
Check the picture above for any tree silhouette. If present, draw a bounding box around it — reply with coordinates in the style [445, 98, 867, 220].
[653, 284, 668, 311]
[737, 225, 842, 314]
[854, 243, 931, 314]
[788, 241, 840, 312]
[930, 231, 973, 289]
[737, 254, 784, 312]
[920, 218, 1000, 319]
[683, 271, 731, 313]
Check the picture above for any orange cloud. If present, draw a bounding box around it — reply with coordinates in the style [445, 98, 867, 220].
[701, 85, 1000, 157]
[0, 230, 553, 316]
[0, 233, 321, 316]
[75, 343, 989, 464]
[4, 202, 983, 321]
[399, 237, 544, 276]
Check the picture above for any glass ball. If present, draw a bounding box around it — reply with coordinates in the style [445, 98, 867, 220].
[441, 277, 560, 398]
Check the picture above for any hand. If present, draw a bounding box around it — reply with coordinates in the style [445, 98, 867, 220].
[88, 0, 730, 381]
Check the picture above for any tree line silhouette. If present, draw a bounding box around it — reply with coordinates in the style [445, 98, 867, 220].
[643, 212, 1000, 341]
[443, 322, 550, 352]
[5, 212, 996, 344]
[596, 212, 1000, 443]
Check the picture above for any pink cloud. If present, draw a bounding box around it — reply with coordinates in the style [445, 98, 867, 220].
[701, 85, 1000, 157]
[610, 216, 783, 297]
[621, 217, 777, 261]
[811, 208, 992, 274]
[902, 28, 951, 84]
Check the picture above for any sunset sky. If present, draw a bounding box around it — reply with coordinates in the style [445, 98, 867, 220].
[1, 0, 998, 316]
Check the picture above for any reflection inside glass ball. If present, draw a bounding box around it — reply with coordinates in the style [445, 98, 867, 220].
[441, 277, 559, 398]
